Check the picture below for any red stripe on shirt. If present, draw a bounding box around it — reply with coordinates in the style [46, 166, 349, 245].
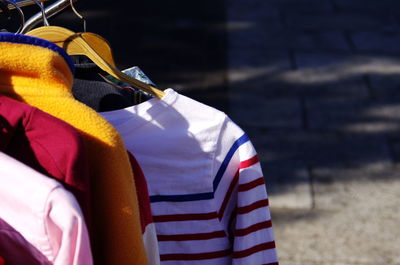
[157, 230, 226, 241]
[218, 170, 239, 220]
[238, 177, 265, 192]
[240, 155, 259, 169]
[237, 199, 269, 215]
[235, 220, 272, 237]
[233, 241, 276, 259]
[160, 249, 232, 261]
[153, 212, 218, 223]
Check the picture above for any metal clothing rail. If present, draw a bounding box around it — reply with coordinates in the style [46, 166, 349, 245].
[20, 0, 74, 33]
[5, 0, 47, 10]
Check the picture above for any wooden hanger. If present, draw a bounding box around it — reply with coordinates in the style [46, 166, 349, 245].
[26, 26, 165, 98]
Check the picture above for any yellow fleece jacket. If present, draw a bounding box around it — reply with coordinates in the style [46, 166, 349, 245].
[0, 35, 148, 265]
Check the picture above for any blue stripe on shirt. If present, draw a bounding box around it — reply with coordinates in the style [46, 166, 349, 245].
[212, 134, 249, 191]
[150, 192, 214, 203]
[150, 134, 250, 203]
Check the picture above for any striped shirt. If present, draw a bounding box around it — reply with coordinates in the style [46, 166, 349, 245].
[101, 89, 279, 265]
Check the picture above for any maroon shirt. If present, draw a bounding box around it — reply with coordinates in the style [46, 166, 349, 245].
[0, 95, 91, 228]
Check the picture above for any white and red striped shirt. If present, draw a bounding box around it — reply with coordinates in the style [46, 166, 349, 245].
[101, 89, 279, 265]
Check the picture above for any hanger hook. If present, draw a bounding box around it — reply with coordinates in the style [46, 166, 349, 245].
[0, 0, 11, 19]
[1, 0, 25, 33]
[31, 0, 49, 26]
[69, 0, 86, 32]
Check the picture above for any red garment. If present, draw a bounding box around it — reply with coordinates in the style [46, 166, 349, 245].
[128, 152, 154, 232]
[0, 256, 4, 265]
[127, 152, 160, 265]
[0, 95, 91, 227]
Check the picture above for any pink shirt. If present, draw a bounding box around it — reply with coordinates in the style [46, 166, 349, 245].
[0, 218, 52, 265]
[0, 152, 93, 265]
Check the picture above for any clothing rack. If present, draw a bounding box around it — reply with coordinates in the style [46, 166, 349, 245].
[20, 0, 74, 33]
[5, 0, 47, 9]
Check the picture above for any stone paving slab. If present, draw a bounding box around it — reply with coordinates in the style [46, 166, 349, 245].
[295, 52, 400, 71]
[293, 52, 400, 98]
[306, 167, 400, 263]
[229, 70, 369, 99]
[229, 95, 303, 128]
[306, 98, 400, 135]
[227, 1, 280, 22]
[228, 49, 291, 70]
[351, 31, 400, 53]
[311, 166, 400, 209]
[295, 52, 356, 69]
[247, 129, 392, 169]
[293, 53, 371, 97]
[295, 53, 400, 92]
[332, 0, 400, 14]
[257, 0, 333, 12]
[273, 168, 400, 264]
[286, 12, 396, 31]
[369, 74, 400, 100]
[390, 140, 400, 162]
[261, 161, 313, 209]
[229, 27, 350, 51]
[228, 50, 372, 98]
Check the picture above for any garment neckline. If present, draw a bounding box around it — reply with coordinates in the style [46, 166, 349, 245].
[0, 40, 74, 98]
[0, 33, 75, 74]
[100, 88, 178, 133]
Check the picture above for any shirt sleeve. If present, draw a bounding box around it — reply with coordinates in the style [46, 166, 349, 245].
[45, 186, 93, 265]
[213, 117, 279, 265]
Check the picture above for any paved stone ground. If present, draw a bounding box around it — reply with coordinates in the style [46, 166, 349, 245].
[226, 0, 400, 264]
[43, 0, 400, 264]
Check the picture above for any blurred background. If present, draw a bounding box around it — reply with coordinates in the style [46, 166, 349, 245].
[16, 0, 400, 264]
